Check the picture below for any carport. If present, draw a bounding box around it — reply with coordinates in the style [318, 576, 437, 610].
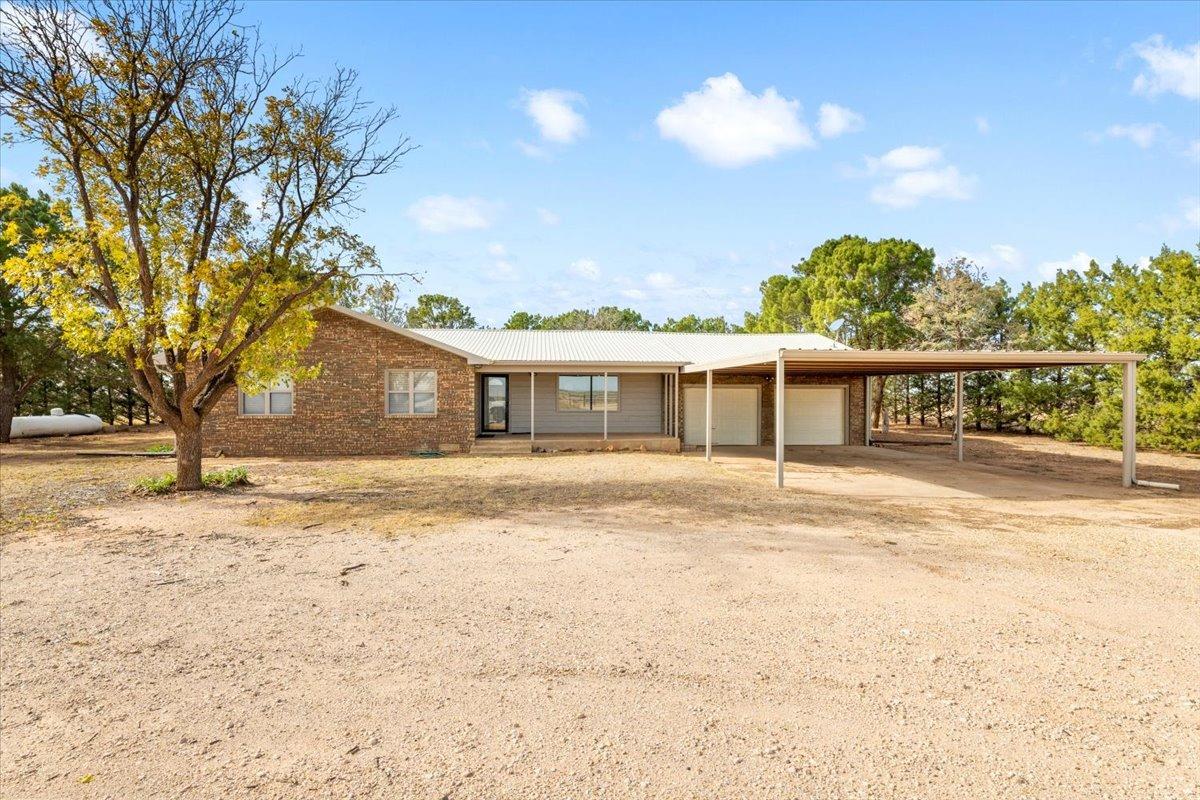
[682, 349, 1148, 489]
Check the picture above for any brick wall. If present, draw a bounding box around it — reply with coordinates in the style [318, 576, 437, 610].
[679, 372, 867, 446]
[204, 309, 476, 456]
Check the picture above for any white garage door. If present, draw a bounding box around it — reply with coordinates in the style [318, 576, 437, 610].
[683, 386, 759, 445]
[784, 386, 846, 445]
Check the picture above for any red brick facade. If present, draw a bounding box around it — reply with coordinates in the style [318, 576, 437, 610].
[204, 309, 476, 457]
[679, 372, 867, 446]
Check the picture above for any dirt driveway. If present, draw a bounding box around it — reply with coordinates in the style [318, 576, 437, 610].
[1, 432, 1198, 799]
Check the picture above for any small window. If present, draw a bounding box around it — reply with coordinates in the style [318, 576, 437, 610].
[556, 374, 619, 412]
[387, 369, 437, 416]
[240, 379, 293, 416]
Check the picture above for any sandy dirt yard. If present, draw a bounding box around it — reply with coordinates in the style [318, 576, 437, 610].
[1, 428, 1198, 799]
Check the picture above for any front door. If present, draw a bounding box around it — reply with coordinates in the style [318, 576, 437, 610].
[482, 375, 508, 432]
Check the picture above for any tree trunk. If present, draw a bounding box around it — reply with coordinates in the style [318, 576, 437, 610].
[918, 375, 926, 426]
[904, 375, 911, 425]
[872, 375, 887, 428]
[935, 376, 943, 427]
[0, 383, 14, 443]
[175, 424, 204, 491]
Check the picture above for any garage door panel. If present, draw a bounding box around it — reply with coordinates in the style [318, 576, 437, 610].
[784, 386, 846, 445]
[683, 386, 759, 445]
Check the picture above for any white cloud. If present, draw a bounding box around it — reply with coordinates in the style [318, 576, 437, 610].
[521, 89, 587, 143]
[1129, 35, 1200, 100]
[1161, 196, 1200, 233]
[975, 116, 991, 135]
[655, 73, 814, 168]
[537, 207, 561, 226]
[1038, 251, 1094, 279]
[406, 195, 495, 233]
[862, 146, 976, 208]
[487, 243, 507, 257]
[1185, 140, 1200, 163]
[568, 258, 600, 281]
[870, 166, 975, 209]
[956, 244, 1024, 272]
[515, 140, 550, 159]
[1104, 122, 1164, 148]
[621, 288, 647, 300]
[867, 145, 944, 172]
[645, 271, 678, 289]
[489, 259, 518, 282]
[817, 103, 865, 138]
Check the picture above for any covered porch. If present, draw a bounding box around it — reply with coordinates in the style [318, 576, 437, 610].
[682, 349, 1150, 489]
[474, 367, 683, 454]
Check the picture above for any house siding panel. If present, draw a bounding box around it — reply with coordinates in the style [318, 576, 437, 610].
[205, 309, 475, 456]
[679, 373, 866, 446]
[498, 372, 664, 434]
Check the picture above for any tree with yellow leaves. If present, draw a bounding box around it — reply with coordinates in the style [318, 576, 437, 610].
[0, 0, 411, 488]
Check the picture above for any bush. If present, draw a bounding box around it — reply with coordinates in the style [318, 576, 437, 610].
[132, 466, 251, 494]
[203, 466, 250, 489]
[134, 473, 177, 495]
[145, 443, 174, 454]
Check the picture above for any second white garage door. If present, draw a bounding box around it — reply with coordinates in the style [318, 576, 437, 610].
[683, 385, 760, 445]
[784, 385, 847, 445]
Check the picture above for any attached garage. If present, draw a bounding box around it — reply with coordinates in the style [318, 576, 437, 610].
[784, 385, 847, 445]
[683, 385, 759, 445]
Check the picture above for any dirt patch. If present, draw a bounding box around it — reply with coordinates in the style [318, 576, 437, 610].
[2, 439, 1198, 799]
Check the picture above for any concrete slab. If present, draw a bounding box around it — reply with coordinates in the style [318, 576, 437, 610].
[687, 444, 1120, 499]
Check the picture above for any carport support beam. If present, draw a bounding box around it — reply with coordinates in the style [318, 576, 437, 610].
[863, 376, 872, 446]
[530, 371, 535, 444]
[775, 351, 785, 488]
[705, 369, 713, 461]
[1123, 360, 1136, 487]
[954, 371, 964, 462]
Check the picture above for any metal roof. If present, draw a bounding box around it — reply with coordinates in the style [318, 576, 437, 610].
[681, 348, 1146, 375]
[405, 326, 848, 365]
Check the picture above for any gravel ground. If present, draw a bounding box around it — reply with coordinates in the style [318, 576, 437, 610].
[1, 438, 1198, 799]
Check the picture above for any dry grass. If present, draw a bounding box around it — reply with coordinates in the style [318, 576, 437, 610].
[241, 452, 904, 535]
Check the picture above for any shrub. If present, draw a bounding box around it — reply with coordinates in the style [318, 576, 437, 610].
[132, 466, 250, 494]
[203, 466, 250, 489]
[134, 473, 176, 495]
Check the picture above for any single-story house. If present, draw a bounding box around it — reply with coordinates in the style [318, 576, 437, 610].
[205, 305, 1147, 487]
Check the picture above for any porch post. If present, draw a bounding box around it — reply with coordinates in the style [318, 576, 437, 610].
[954, 371, 964, 462]
[1123, 360, 1136, 487]
[530, 371, 535, 444]
[673, 369, 680, 439]
[864, 375, 872, 446]
[705, 368, 713, 461]
[603, 371, 609, 440]
[775, 350, 785, 488]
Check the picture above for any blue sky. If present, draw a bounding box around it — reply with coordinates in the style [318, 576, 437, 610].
[4, 1, 1199, 326]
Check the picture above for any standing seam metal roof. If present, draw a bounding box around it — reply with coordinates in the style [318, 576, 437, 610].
[407, 327, 849, 364]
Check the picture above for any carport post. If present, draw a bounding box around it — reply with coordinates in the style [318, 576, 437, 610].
[530, 371, 535, 445]
[705, 369, 713, 461]
[775, 351, 785, 488]
[1123, 360, 1136, 487]
[954, 371, 964, 462]
[673, 369, 680, 439]
[863, 376, 872, 446]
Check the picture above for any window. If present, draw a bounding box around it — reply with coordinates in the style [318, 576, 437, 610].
[556, 375, 619, 412]
[239, 379, 293, 416]
[387, 369, 437, 415]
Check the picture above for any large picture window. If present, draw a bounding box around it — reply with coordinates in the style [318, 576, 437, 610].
[556, 375, 619, 412]
[387, 369, 437, 416]
[239, 379, 293, 416]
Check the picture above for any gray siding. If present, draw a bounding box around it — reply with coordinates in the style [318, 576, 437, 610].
[495, 372, 666, 434]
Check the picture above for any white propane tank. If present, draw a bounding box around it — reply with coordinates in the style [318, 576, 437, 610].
[9, 411, 104, 438]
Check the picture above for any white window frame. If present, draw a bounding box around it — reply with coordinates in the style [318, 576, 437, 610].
[238, 379, 294, 417]
[385, 369, 438, 417]
[555, 374, 620, 413]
